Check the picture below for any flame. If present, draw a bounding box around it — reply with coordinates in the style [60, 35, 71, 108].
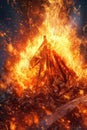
[3, 0, 87, 95]
[1, 1, 87, 130]
[42, 106, 52, 115]
[10, 118, 16, 130]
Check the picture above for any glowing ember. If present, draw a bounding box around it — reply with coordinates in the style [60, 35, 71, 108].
[0, 0, 87, 129]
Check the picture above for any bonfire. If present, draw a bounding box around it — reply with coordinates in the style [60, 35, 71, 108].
[0, 0, 87, 130]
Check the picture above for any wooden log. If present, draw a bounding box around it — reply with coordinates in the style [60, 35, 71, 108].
[37, 95, 87, 130]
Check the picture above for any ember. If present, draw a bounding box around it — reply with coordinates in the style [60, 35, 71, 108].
[0, 0, 87, 130]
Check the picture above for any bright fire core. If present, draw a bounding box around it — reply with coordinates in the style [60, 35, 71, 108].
[4, 0, 87, 95]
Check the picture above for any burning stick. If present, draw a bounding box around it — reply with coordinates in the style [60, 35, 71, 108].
[37, 95, 87, 130]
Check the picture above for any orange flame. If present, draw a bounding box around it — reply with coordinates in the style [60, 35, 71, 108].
[4, 0, 87, 95]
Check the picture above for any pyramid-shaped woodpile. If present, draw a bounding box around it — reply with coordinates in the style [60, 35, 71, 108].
[0, 36, 87, 130]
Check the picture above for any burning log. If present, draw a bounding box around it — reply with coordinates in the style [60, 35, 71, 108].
[37, 95, 87, 130]
[1, 0, 87, 129]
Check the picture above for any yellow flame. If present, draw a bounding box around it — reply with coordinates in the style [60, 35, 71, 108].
[5, 0, 87, 94]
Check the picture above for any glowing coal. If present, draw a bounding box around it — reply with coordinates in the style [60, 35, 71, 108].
[0, 0, 87, 129]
